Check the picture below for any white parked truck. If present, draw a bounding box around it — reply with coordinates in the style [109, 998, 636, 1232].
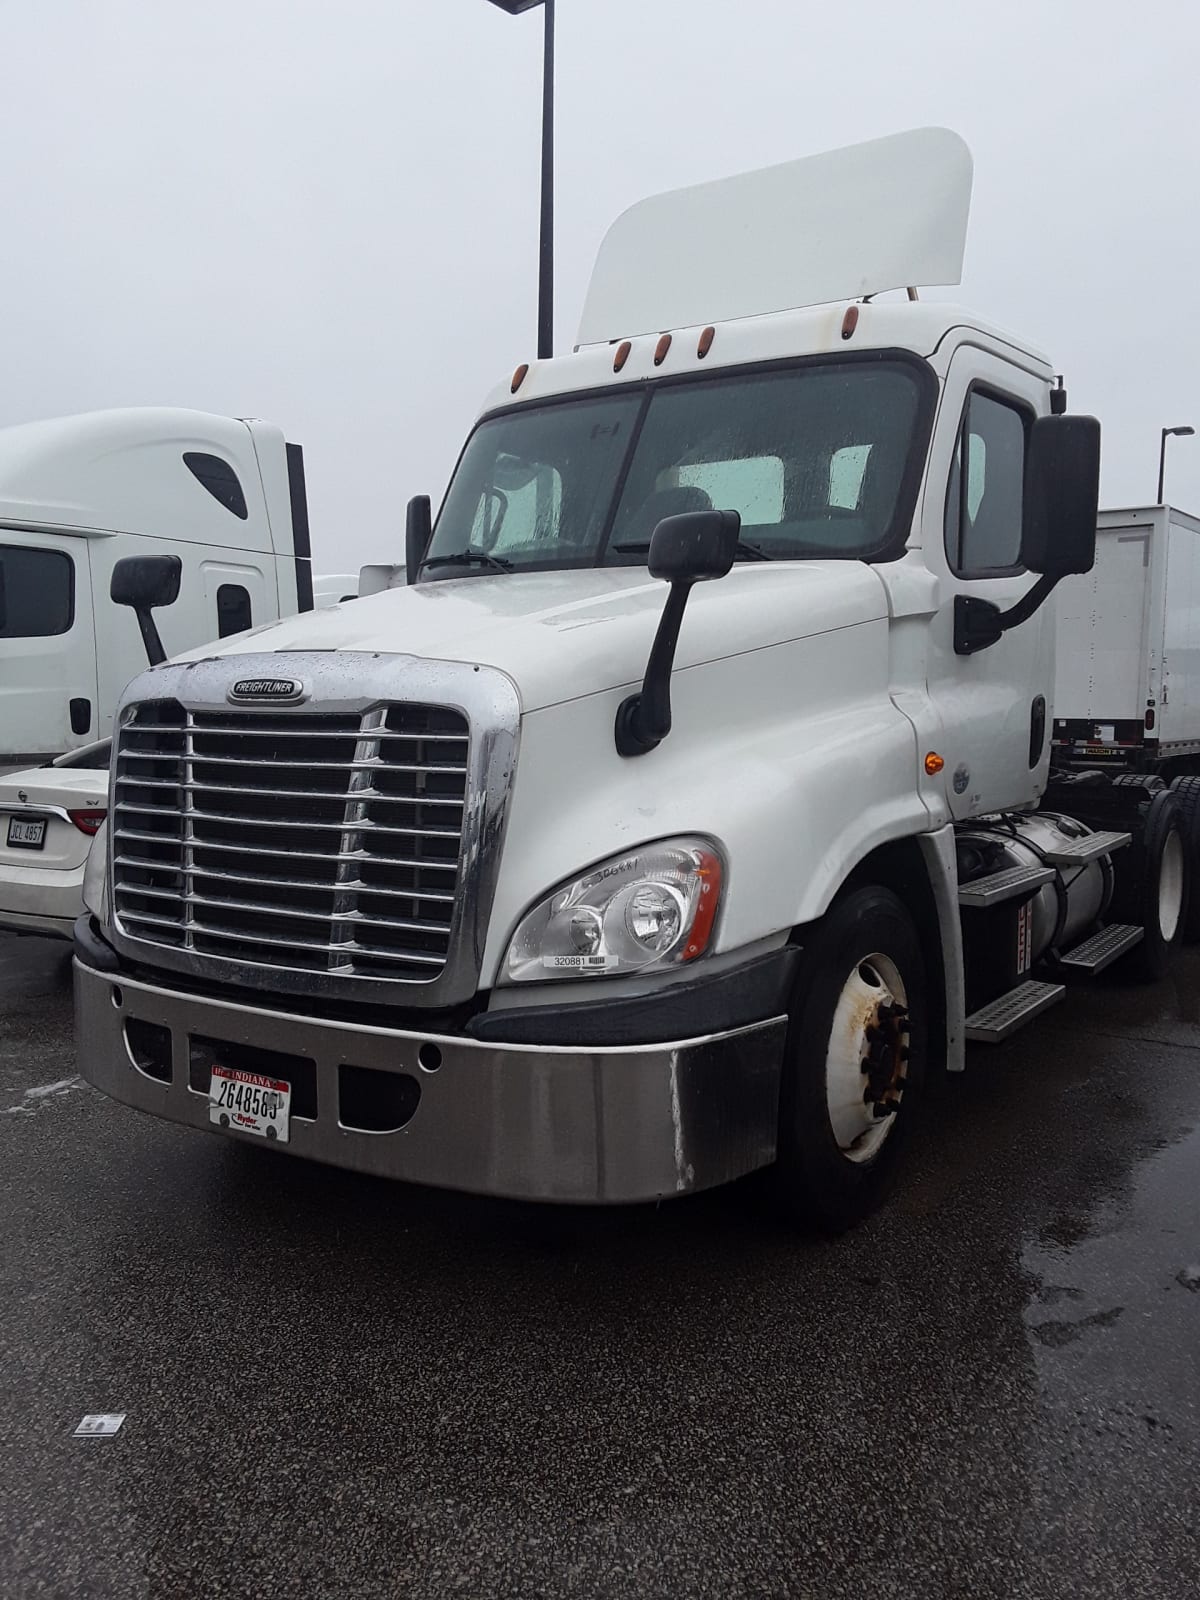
[1054, 504, 1200, 767]
[74, 130, 1194, 1229]
[1051, 503, 1200, 936]
[0, 407, 314, 766]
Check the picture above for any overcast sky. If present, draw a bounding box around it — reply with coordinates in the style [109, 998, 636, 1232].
[2, 0, 1198, 576]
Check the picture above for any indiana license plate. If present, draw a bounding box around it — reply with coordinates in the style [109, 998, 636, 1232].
[208, 1065, 291, 1143]
[7, 816, 46, 849]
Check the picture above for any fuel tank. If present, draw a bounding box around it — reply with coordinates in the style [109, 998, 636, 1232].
[956, 811, 1112, 962]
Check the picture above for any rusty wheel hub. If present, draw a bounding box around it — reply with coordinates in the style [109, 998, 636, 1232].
[824, 954, 911, 1163]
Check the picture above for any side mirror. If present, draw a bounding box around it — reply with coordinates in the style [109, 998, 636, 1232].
[616, 509, 740, 757]
[1021, 414, 1100, 577]
[110, 554, 182, 667]
[647, 509, 740, 583]
[956, 412, 1101, 655]
[110, 554, 182, 611]
[406, 495, 432, 584]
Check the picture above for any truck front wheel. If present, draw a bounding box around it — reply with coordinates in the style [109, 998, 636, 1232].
[775, 886, 927, 1232]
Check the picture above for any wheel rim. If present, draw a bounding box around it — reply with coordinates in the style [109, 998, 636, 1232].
[1158, 828, 1185, 942]
[824, 952, 910, 1164]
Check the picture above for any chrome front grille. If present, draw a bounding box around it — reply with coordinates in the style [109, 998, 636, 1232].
[111, 698, 471, 981]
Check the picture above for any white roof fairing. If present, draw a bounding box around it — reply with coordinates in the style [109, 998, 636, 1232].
[577, 127, 973, 347]
[0, 408, 281, 551]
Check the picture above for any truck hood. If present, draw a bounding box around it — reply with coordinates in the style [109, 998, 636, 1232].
[173, 563, 888, 712]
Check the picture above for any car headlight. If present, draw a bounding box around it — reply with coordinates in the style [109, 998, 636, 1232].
[81, 821, 109, 925]
[502, 836, 724, 984]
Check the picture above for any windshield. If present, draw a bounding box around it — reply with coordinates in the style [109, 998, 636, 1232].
[427, 356, 932, 575]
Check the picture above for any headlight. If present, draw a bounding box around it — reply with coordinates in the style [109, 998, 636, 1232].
[502, 837, 724, 984]
[81, 821, 109, 925]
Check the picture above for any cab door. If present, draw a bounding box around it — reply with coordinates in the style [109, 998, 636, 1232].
[0, 531, 98, 765]
[922, 349, 1055, 818]
[199, 560, 269, 644]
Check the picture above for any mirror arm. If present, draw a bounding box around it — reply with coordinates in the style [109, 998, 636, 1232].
[614, 580, 694, 757]
[954, 574, 1059, 656]
[996, 572, 1059, 632]
[134, 607, 167, 668]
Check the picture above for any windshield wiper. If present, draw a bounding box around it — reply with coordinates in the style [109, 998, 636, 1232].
[613, 537, 772, 562]
[419, 548, 513, 576]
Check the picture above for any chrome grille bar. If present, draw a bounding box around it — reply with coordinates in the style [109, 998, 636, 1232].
[114, 885, 454, 934]
[137, 751, 466, 774]
[118, 776, 466, 806]
[114, 832, 458, 871]
[116, 911, 447, 967]
[134, 725, 467, 742]
[115, 803, 460, 838]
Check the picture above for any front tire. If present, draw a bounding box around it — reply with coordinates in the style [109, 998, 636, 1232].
[775, 886, 928, 1232]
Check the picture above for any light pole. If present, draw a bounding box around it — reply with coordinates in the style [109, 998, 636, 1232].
[1157, 424, 1195, 505]
[484, 0, 555, 360]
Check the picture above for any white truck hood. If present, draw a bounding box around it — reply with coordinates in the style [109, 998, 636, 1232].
[171, 564, 887, 712]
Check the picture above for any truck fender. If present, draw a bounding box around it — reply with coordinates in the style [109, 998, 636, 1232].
[804, 826, 963, 1076]
[917, 825, 965, 1073]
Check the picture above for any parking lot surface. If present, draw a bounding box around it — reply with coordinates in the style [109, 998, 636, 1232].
[1, 930, 1199, 1598]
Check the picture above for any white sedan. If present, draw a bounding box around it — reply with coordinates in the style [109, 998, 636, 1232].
[0, 740, 110, 939]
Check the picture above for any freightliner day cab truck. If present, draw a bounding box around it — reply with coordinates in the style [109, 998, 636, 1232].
[73, 130, 1195, 1229]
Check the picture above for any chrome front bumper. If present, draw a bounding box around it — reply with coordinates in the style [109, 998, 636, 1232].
[74, 959, 786, 1203]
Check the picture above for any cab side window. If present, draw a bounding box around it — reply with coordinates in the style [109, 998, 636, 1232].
[945, 391, 1027, 575]
[216, 583, 252, 638]
[0, 545, 74, 637]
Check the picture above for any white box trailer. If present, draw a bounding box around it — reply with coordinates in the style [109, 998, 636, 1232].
[0, 408, 314, 766]
[1054, 505, 1200, 769]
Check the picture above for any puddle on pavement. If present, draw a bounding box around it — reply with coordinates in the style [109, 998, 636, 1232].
[1023, 1118, 1200, 1437]
[1, 1076, 81, 1116]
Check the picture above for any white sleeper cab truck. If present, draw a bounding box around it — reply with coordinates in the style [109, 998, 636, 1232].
[74, 131, 1193, 1230]
[0, 407, 314, 767]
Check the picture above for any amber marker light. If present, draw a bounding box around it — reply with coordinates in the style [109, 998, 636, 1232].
[511, 363, 530, 393]
[682, 849, 723, 961]
[841, 305, 860, 340]
[924, 753, 945, 775]
[697, 326, 716, 359]
[613, 340, 631, 373]
[654, 332, 673, 366]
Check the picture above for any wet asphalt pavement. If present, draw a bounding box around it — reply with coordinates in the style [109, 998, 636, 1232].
[1, 934, 1199, 1599]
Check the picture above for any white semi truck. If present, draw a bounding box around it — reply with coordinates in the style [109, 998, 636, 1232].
[73, 130, 1194, 1229]
[1054, 504, 1200, 770]
[0, 407, 315, 767]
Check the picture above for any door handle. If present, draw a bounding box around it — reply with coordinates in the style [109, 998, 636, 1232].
[1029, 695, 1046, 768]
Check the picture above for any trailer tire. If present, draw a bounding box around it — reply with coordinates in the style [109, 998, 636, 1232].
[775, 886, 927, 1232]
[1169, 776, 1200, 940]
[1108, 791, 1189, 979]
[1113, 773, 1167, 792]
